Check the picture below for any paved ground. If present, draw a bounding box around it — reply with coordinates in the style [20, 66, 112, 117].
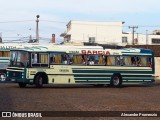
[0, 81, 160, 120]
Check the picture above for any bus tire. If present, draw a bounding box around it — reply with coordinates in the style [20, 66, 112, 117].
[110, 74, 122, 87]
[35, 74, 43, 88]
[18, 82, 27, 88]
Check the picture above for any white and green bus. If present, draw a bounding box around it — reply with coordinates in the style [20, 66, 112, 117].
[6, 46, 155, 88]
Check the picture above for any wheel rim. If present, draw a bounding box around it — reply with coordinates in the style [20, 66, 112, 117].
[113, 76, 119, 86]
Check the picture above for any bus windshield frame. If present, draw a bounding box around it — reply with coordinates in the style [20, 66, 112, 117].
[10, 50, 29, 67]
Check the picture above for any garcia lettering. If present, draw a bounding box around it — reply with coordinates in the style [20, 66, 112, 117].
[82, 50, 110, 55]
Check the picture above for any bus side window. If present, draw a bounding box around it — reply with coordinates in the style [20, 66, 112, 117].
[32, 53, 38, 63]
[115, 56, 124, 66]
[131, 56, 136, 66]
[124, 56, 131, 66]
[98, 55, 103, 64]
[88, 58, 95, 65]
[50, 53, 69, 65]
[61, 54, 68, 64]
[86, 55, 105, 65]
[87, 55, 95, 65]
[107, 56, 115, 66]
[104, 56, 108, 65]
[68, 54, 73, 64]
[20, 52, 29, 67]
[50, 56, 55, 64]
[120, 56, 124, 66]
[0, 51, 10, 57]
[82, 55, 86, 65]
[50, 53, 61, 64]
[116, 56, 120, 65]
[72, 55, 83, 64]
[137, 57, 141, 66]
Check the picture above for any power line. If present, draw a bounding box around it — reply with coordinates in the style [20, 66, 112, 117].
[0, 20, 34, 23]
[124, 25, 160, 27]
[41, 20, 67, 24]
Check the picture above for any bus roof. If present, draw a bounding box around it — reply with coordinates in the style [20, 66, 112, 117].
[10, 46, 102, 53]
[10, 46, 153, 56]
[120, 48, 153, 55]
[105, 48, 153, 55]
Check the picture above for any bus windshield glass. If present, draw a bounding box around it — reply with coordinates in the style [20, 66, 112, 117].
[10, 51, 29, 67]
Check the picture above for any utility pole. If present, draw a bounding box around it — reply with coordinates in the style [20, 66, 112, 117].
[129, 26, 138, 45]
[146, 30, 148, 45]
[36, 15, 40, 43]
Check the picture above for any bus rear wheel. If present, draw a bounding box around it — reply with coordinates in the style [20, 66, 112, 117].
[110, 74, 122, 87]
[18, 82, 27, 88]
[35, 75, 43, 88]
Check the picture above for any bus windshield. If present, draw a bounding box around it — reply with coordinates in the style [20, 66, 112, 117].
[10, 51, 29, 67]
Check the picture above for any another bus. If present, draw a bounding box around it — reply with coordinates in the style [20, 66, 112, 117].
[0, 44, 26, 81]
[6, 46, 155, 88]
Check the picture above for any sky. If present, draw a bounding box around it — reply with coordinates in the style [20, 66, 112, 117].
[0, 0, 160, 43]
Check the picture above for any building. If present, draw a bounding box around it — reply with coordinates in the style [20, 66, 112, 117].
[60, 21, 123, 46]
[122, 32, 160, 46]
[60, 20, 160, 46]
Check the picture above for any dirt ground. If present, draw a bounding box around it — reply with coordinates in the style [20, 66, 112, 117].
[0, 80, 160, 120]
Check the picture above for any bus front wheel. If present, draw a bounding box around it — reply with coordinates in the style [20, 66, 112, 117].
[18, 82, 27, 88]
[110, 74, 122, 87]
[34, 75, 43, 88]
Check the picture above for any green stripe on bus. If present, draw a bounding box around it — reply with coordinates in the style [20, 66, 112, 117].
[75, 78, 110, 80]
[75, 81, 110, 83]
[73, 70, 152, 74]
[74, 75, 111, 77]
[123, 77, 155, 80]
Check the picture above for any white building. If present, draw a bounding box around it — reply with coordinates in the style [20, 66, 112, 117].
[60, 21, 123, 46]
[122, 32, 160, 46]
[60, 20, 160, 46]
